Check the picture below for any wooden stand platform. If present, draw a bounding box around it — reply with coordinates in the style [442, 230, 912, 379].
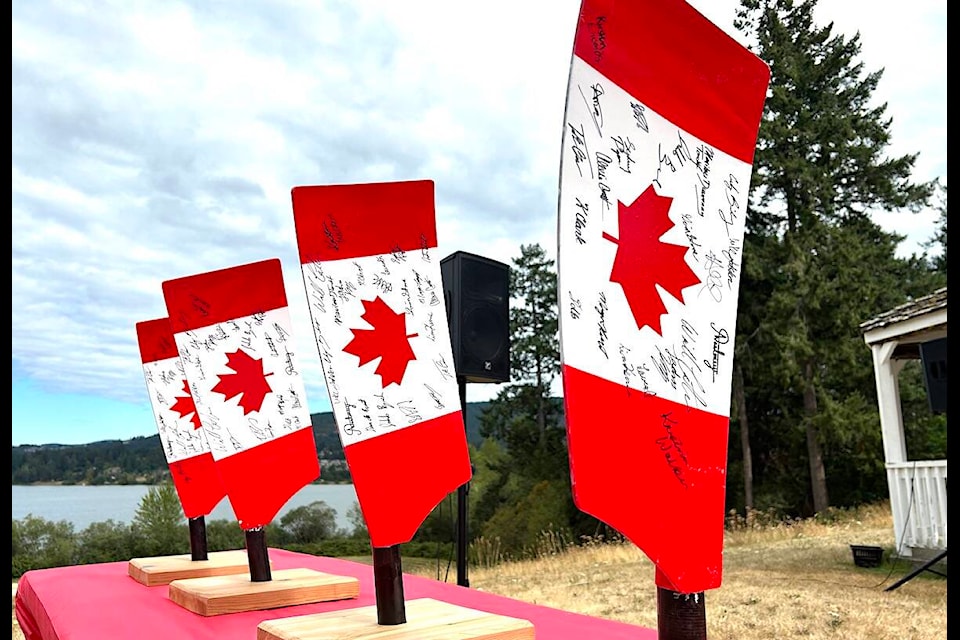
[168, 568, 360, 616]
[257, 597, 536, 639]
[128, 549, 253, 586]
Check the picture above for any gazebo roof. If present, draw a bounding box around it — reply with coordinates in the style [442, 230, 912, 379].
[860, 287, 947, 354]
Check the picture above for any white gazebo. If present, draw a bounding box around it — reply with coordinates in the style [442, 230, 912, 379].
[860, 287, 947, 560]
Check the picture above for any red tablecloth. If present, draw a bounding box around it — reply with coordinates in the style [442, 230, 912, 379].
[15, 548, 656, 639]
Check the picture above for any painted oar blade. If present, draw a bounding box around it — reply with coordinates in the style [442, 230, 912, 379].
[291, 179, 471, 548]
[558, 0, 770, 594]
[136, 317, 226, 519]
[162, 258, 321, 530]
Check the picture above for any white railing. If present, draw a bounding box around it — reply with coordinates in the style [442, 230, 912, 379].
[886, 460, 947, 554]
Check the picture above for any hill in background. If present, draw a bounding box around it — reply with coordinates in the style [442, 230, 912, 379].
[11, 402, 492, 485]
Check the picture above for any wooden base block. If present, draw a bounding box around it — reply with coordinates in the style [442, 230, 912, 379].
[128, 549, 253, 586]
[169, 568, 360, 616]
[257, 597, 536, 640]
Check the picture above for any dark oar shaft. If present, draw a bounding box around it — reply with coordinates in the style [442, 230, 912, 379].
[188, 516, 208, 561]
[657, 586, 706, 640]
[373, 545, 406, 625]
[244, 527, 272, 582]
[456, 375, 470, 587]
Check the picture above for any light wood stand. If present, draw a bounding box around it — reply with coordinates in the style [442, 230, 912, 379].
[128, 549, 253, 586]
[168, 568, 360, 616]
[257, 597, 535, 639]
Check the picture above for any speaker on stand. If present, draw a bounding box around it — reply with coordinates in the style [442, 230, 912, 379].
[440, 251, 510, 587]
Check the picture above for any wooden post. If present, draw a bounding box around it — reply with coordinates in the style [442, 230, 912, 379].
[373, 545, 406, 625]
[656, 582, 706, 640]
[189, 516, 208, 561]
[244, 527, 272, 582]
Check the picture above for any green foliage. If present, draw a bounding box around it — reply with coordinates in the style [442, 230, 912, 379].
[479, 480, 573, 560]
[401, 540, 455, 560]
[131, 483, 189, 557]
[468, 438, 512, 529]
[76, 520, 138, 565]
[12, 515, 77, 575]
[284, 538, 371, 558]
[922, 183, 947, 273]
[736, 0, 934, 232]
[278, 500, 342, 544]
[411, 493, 457, 544]
[469, 242, 578, 559]
[509, 243, 560, 387]
[897, 361, 948, 460]
[479, 387, 566, 482]
[345, 501, 368, 539]
[205, 518, 246, 552]
[728, 0, 943, 515]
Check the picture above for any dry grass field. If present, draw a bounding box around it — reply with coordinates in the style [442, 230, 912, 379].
[12, 502, 946, 639]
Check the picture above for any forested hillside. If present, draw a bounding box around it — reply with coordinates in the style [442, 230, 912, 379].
[11, 403, 491, 485]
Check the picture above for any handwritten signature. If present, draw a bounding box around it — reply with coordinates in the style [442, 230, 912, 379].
[703, 322, 729, 383]
[656, 412, 689, 488]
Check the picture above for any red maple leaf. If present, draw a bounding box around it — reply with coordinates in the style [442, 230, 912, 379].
[603, 185, 701, 335]
[170, 380, 202, 429]
[211, 349, 274, 415]
[343, 296, 418, 387]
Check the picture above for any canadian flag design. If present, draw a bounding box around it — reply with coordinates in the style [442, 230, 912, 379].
[558, 0, 770, 593]
[291, 179, 471, 548]
[162, 258, 320, 530]
[135, 317, 226, 519]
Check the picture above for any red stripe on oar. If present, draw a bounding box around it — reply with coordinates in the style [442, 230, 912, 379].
[163, 258, 288, 332]
[135, 318, 179, 363]
[344, 411, 471, 548]
[563, 364, 729, 593]
[168, 453, 226, 519]
[213, 427, 321, 530]
[573, 0, 769, 164]
[291, 180, 437, 264]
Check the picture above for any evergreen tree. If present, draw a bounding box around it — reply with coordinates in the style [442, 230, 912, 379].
[130, 482, 188, 556]
[733, 0, 937, 513]
[480, 243, 564, 481]
[506, 243, 561, 442]
[923, 182, 947, 273]
[477, 244, 572, 554]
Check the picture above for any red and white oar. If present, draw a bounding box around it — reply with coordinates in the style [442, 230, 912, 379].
[162, 258, 321, 581]
[291, 179, 472, 624]
[136, 316, 227, 560]
[558, 0, 769, 636]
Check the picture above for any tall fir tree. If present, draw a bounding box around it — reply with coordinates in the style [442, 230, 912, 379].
[732, 0, 938, 513]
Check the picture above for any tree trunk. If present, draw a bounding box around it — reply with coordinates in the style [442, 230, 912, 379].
[803, 360, 829, 512]
[732, 362, 753, 512]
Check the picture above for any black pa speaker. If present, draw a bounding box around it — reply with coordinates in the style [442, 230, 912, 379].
[440, 251, 510, 383]
[919, 337, 947, 414]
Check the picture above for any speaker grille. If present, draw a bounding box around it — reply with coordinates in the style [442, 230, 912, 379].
[463, 306, 508, 361]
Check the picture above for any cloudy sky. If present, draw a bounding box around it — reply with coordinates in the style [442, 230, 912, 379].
[12, 0, 946, 446]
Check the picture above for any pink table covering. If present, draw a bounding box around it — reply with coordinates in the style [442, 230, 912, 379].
[15, 548, 656, 639]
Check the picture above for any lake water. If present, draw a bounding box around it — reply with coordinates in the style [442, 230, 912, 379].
[12, 483, 360, 532]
